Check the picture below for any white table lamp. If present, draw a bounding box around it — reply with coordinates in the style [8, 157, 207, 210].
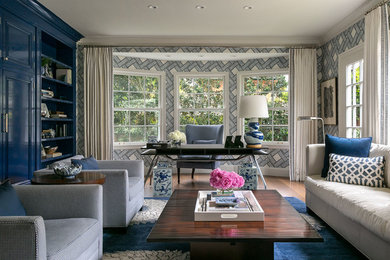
[239, 95, 269, 148]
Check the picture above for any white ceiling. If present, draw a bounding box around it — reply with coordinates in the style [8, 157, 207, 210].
[38, 0, 375, 46]
[113, 51, 288, 61]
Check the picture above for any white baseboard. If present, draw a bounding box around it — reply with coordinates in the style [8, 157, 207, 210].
[144, 165, 289, 177]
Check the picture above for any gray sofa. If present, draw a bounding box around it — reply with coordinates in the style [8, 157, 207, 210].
[305, 143, 390, 260]
[0, 184, 103, 260]
[34, 157, 144, 228]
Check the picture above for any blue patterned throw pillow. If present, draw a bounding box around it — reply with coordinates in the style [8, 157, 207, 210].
[326, 153, 386, 187]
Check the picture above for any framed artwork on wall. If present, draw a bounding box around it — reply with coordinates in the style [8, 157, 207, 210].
[321, 78, 337, 125]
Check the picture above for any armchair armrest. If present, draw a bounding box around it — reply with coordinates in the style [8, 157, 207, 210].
[0, 216, 46, 260]
[14, 185, 102, 222]
[306, 144, 325, 176]
[98, 160, 144, 180]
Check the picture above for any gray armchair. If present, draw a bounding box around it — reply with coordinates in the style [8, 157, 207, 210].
[177, 124, 224, 183]
[0, 184, 103, 260]
[34, 158, 144, 228]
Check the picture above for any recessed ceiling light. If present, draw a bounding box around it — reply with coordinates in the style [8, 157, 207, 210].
[148, 5, 158, 9]
[243, 6, 252, 10]
[196, 5, 205, 9]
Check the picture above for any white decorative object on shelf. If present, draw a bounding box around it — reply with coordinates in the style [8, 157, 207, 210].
[153, 162, 172, 197]
[239, 163, 258, 190]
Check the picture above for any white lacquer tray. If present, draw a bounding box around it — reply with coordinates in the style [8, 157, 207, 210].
[194, 190, 264, 221]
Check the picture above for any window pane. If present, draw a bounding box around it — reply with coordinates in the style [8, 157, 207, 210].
[273, 75, 289, 91]
[179, 125, 186, 133]
[194, 78, 208, 93]
[145, 77, 159, 92]
[258, 126, 272, 142]
[114, 92, 129, 108]
[244, 77, 258, 94]
[114, 127, 130, 142]
[179, 78, 193, 94]
[355, 128, 361, 138]
[265, 93, 273, 107]
[273, 110, 288, 125]
[130, 111, 145, 125]
[129, 92, 144, 108]
[180, 111, 195, 125]
[145, 93, 158, 108]
[129, 76, 144, 91]
[353, 62, 360, 84]
[357, 107, 361, 127]
[114, 111, 129, 125]
[209, 78, 223, 93]
[209, 111, 223, 125]
[273, 92, 288, 108]
[346, 85, 352, 106]
[259, 116, 272, 125]
[346, 65, 353, 85]
[356, 84, 361, 105]
[130, 127, 144, 142]
[114, 75, 128, 91]
[209, 94, 223, 108]
[274, 126, 288, 141]
[258, 76, 273, 92]
[194, 94, 208, 108]
[346, 128, 353, 138]
[146, 126, 158, 138]
[180, 94, 194, 108]
[194, 111, 208, 125]
[145, 111, 158, 125]
[346, 107, 352, 127]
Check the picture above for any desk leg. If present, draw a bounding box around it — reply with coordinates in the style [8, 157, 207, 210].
[250, 154, 267, 189]
[144, 155, 158, 186]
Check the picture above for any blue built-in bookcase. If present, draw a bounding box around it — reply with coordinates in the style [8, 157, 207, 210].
[0, 0, 83, 183]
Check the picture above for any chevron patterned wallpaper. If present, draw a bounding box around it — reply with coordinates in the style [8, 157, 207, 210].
[317, 19, 365, 138]
[77, 47, 290, 168]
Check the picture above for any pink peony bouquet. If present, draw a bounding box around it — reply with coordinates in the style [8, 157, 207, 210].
[209, 168, 245, 190]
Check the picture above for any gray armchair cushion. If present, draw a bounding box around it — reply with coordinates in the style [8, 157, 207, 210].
[128, 177, 143, 201]
[45, 218, 99, 260]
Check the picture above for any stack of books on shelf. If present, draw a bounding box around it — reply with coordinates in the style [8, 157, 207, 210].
[50, 111, 67, 118]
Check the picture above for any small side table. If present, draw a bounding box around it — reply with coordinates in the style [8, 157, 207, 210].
[31, 172, 106, 185]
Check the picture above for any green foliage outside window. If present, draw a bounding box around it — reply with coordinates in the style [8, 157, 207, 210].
[244, 74, 289, 142]
[113, 74, 160, 144]
[178, 77, 225, 129]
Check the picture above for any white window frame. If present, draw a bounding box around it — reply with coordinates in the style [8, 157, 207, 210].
[237, 69, 289, 148]
[338, 44, 364, 138]
[173, 72, 229, 137]
[113, 68, 166, 149]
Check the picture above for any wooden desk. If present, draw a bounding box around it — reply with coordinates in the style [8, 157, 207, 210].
[147, 190, 323, 260]
[31, 172, 106, 185]
[141, 144, 269, 188]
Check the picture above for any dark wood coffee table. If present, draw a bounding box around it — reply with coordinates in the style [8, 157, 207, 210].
[31, 172, 106, 185]
[147, 190, 322, 260]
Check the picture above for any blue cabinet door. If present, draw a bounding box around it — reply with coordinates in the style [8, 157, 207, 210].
[2, 70, 35, 182]
[3, 12, 35, 72]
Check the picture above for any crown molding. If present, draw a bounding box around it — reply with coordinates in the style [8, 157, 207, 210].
[320, 0, 382, 45]
[78, 35, 320, 48]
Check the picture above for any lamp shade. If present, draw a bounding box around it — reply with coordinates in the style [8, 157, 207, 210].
[238, 95, 269, 118]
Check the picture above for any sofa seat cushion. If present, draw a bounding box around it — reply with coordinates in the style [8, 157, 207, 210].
[305, 175, 390, 242]
[128, 177, 143, 201]
[45, 218, 99, 260]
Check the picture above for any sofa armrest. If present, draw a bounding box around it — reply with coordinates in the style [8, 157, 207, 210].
[306, 144, 325, 176]
[98, 160, 144, 180]
[14, 185, 103, 223]
[0, 216, 46, 260]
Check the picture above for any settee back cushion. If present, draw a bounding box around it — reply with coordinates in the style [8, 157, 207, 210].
[370, 144, 390, 187]
[326, 153, 386, 187]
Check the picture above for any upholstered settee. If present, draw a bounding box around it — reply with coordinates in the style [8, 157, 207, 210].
[305, 144, 390, 260]
[34, 156, 144, 228]
[0, 184, 103, 260]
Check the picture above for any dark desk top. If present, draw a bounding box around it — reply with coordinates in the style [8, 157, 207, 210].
[141, 144, 268, 156]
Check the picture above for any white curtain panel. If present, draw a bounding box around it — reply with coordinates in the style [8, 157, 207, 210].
[83, 47, 113, 160]
[289, 49, 318, 181]
[363, 6, 390, 144]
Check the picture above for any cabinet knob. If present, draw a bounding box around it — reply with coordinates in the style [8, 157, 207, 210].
[4, 57, 8, 61]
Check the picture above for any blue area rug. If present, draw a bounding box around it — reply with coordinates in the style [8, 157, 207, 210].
[103, 197, 367, 259]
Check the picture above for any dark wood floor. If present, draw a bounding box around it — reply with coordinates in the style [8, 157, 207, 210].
[145, 173, 306, 201]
